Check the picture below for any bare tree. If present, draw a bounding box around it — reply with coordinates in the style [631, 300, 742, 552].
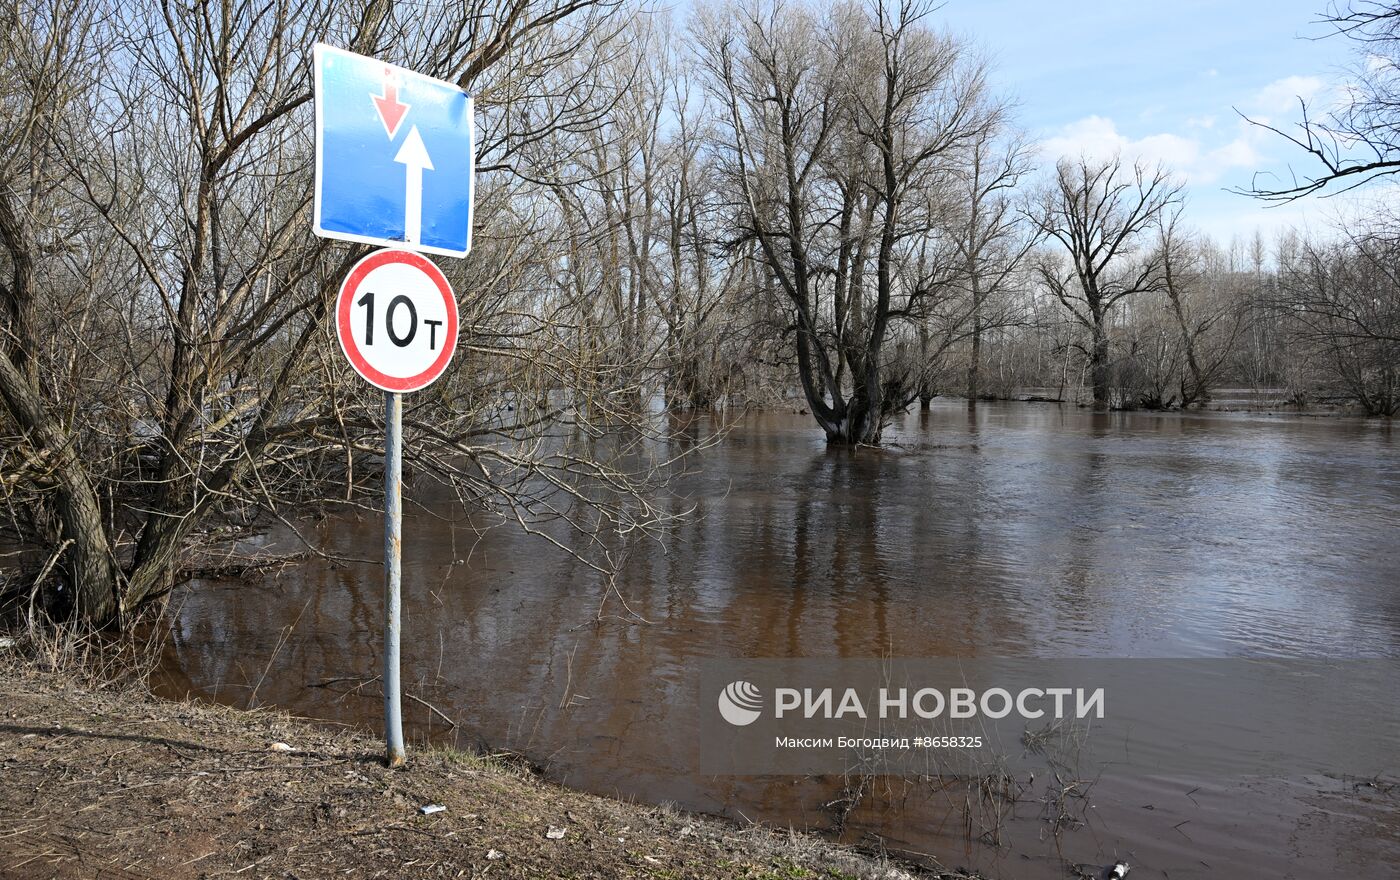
[1159, 211, 1249, 407]
[1238, 1, 1400, 200]
[694, 0, 844, 435]
[1275, 213, 1400, 414]
[1030, 156, 1183, 409]
[951, 127, 1035, 403]
[0, 0, 690, 628]
[0, 0, 127, 620]
[696, 0, 1002, 443]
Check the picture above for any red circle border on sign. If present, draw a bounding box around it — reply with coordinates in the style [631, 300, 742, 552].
[336, 248, 458, 392]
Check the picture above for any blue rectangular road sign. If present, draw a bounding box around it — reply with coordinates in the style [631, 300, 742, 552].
[313, 44, 475, 259]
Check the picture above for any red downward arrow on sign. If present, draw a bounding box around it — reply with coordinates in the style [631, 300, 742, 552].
[372, 67, 410, 139]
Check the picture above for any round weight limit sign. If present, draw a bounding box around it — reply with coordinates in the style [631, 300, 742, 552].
[336, 249, 458, 392]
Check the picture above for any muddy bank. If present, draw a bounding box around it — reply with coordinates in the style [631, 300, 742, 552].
[0, 658, 963, 880]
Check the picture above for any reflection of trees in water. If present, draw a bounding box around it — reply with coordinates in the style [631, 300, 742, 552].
[158, 405, 1400, 877]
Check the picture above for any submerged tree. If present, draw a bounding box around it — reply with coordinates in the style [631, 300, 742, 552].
[1030, 156, 1182, 410]
[1275, 214, 1400, 414]
[1159, 211, 1249, 407]
[949, 126, 1035, 404]
[696, 0, 1005, 444]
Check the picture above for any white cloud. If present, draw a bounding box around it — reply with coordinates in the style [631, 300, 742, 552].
[1253, 75, 1325, 113]
[1040, 116, 1198, 168]
[1034, 72, 1372, 242]
[1039, 115, 1260, 186]
[1205, 137, 1259, 171]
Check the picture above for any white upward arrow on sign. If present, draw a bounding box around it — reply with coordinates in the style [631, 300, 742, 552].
[394, 125, 433, 245]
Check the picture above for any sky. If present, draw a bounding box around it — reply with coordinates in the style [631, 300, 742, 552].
[934, 0, 1370, 246]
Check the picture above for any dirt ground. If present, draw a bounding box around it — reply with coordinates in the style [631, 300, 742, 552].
[0, 657, 974, 880]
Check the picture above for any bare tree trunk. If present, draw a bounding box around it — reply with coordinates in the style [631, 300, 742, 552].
[1090, 319, 1111, 410]
[967, 274, 983, 400]
[919, 321, 933, 411]
[0, 348, 117, 622]
[1166, 281, 1207, 405]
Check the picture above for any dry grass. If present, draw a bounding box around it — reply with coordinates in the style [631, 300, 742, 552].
[0, 649, 986, 880]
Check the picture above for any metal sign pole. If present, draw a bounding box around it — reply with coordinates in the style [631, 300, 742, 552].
[384, 390, 406, 767]
[315, 44, 471, 769]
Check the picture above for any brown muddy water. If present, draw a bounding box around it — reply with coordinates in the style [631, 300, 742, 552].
[154, 401, 1400, 879]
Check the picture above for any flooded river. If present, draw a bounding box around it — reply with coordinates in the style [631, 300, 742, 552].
[156, 401, 1400, 878]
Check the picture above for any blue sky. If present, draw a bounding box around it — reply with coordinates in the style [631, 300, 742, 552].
[934, 0, 1365, 245]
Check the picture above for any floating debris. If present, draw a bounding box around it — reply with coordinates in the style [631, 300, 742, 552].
[1074, 862, 1130, 880]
